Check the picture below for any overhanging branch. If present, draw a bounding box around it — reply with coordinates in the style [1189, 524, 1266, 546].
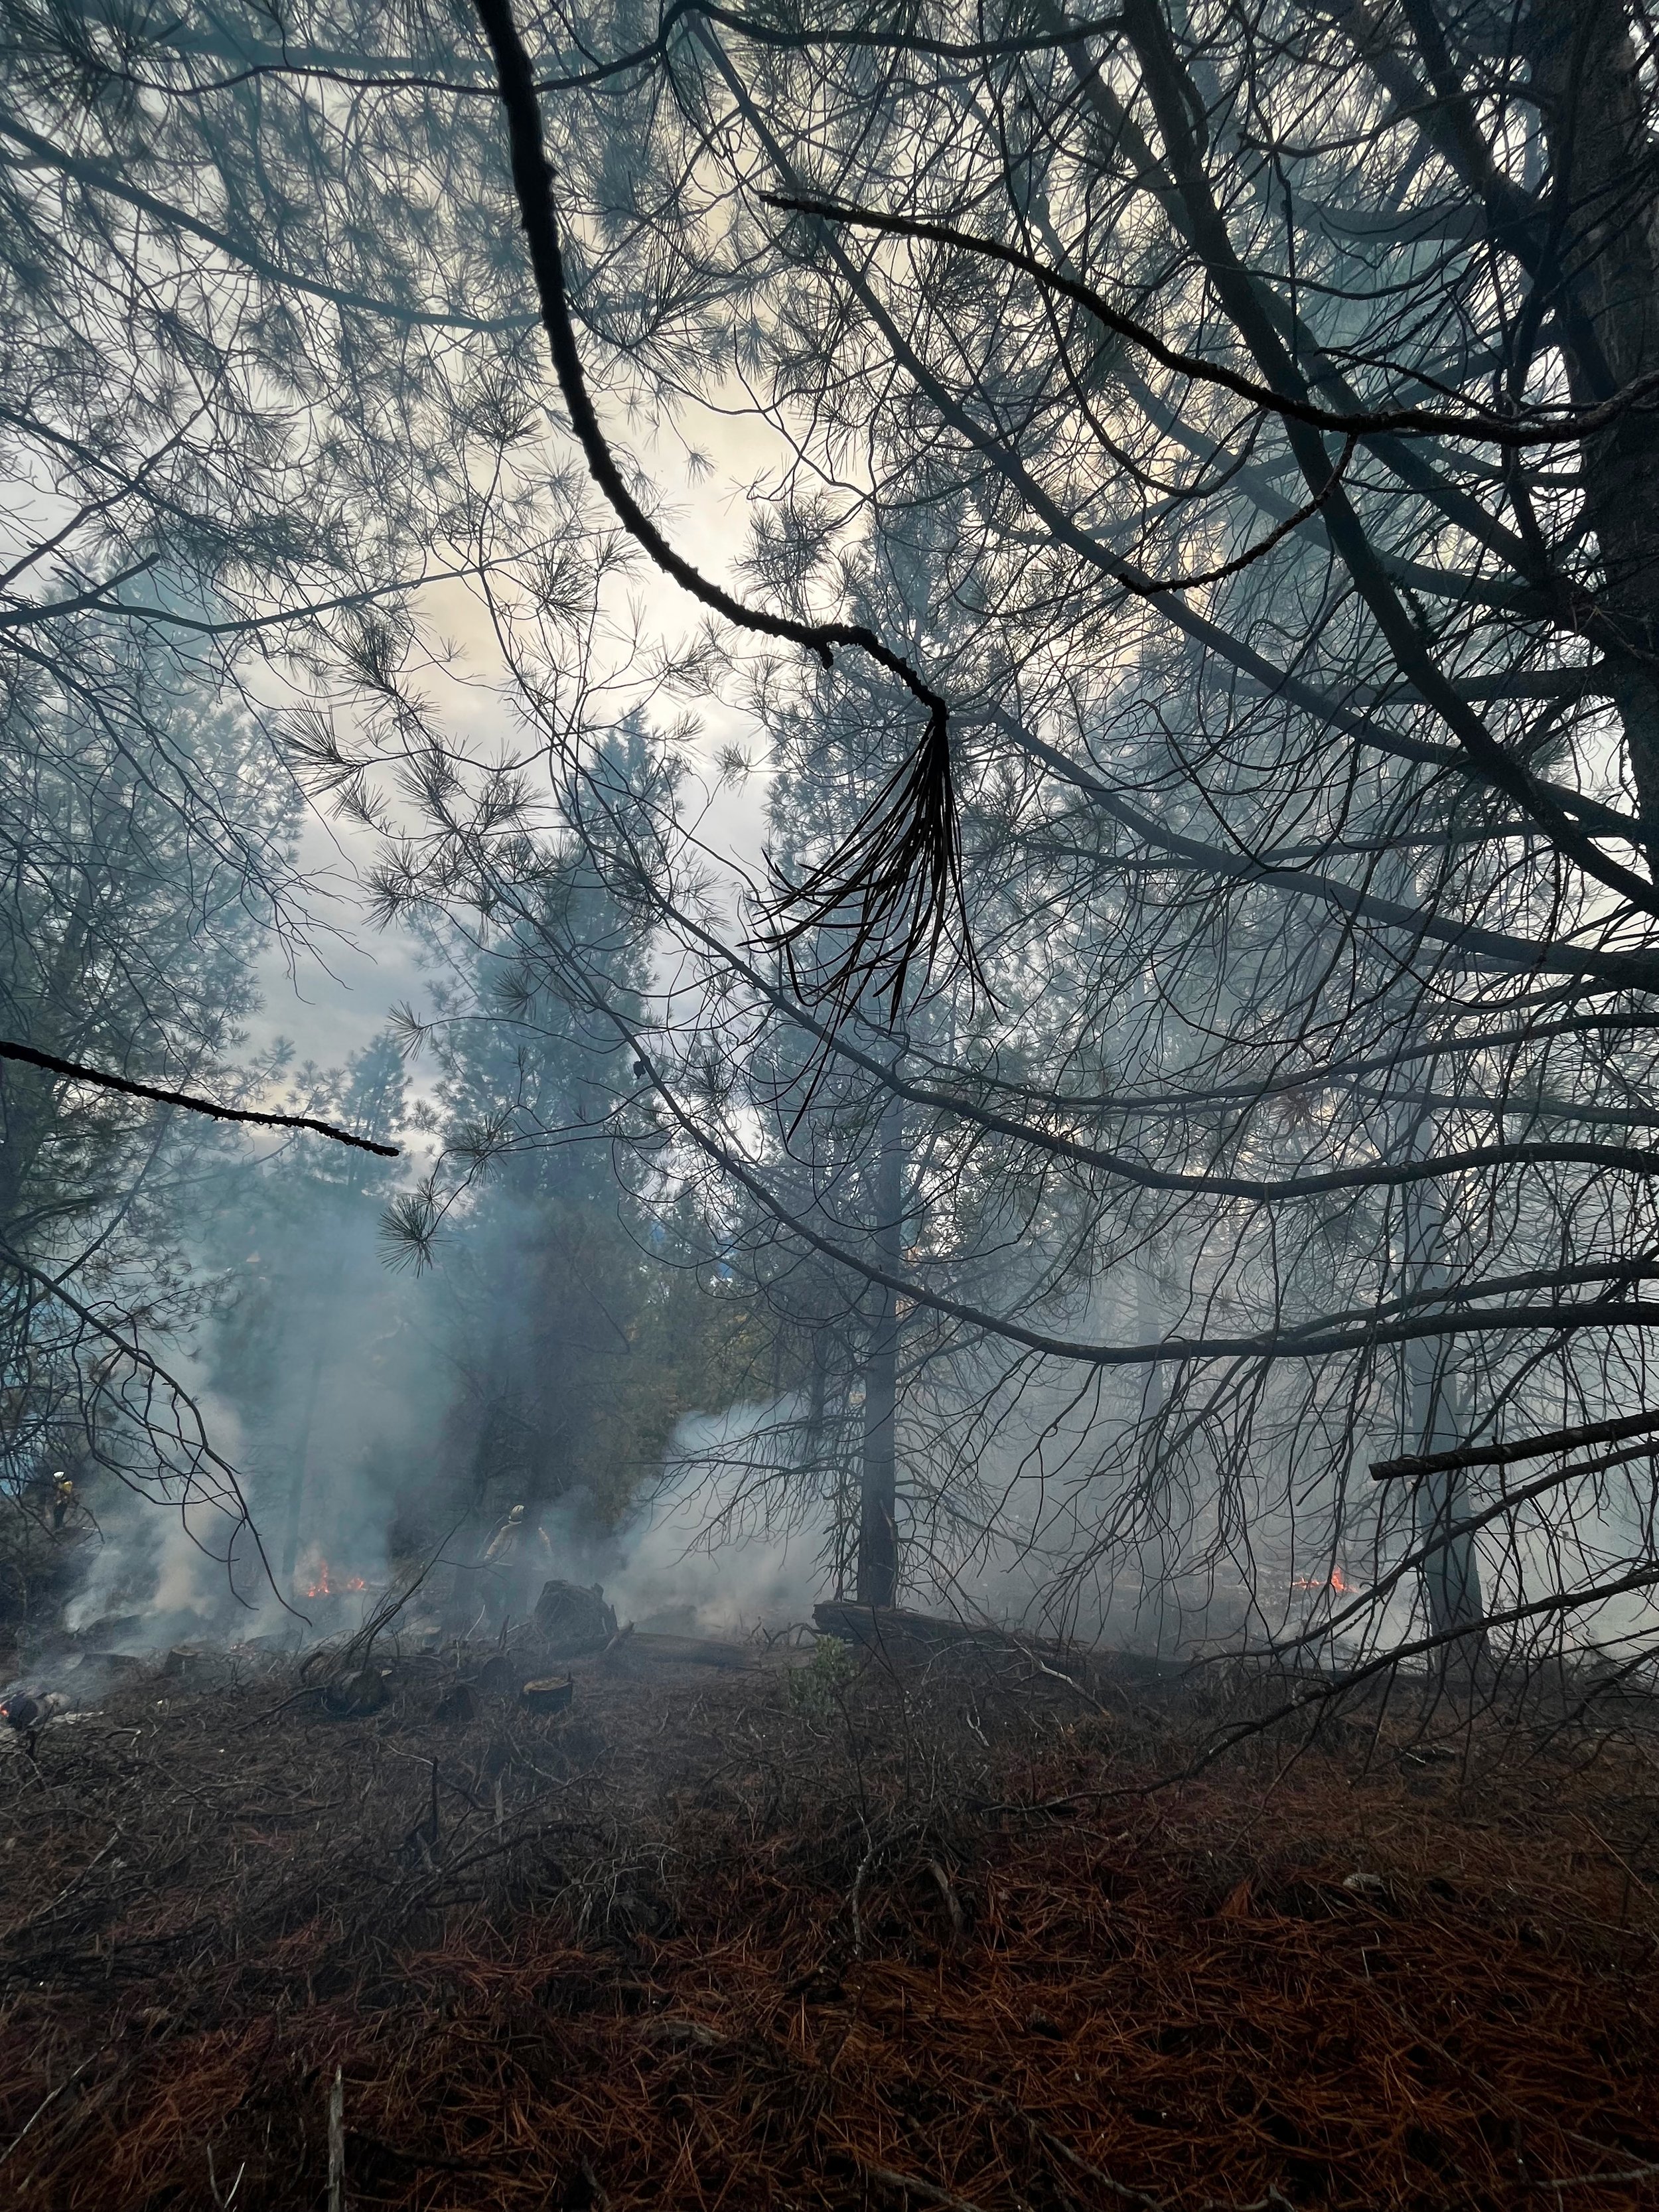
[472, 0, 972, 1015]
[0, 1041, 399, 1157]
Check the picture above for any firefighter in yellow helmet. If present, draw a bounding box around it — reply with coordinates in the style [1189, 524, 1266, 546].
[480, 1503, 553, 1633]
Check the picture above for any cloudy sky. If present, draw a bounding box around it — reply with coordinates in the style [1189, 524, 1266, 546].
[248, 390, 786, 1088]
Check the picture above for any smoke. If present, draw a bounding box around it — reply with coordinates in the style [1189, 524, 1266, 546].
[50, 1181, 450, 1648]
[569, 1380, 1206, 1649]
[600, 1400, 833, 1635]
[60, 1386, 262, 1644]
[66, 1195, 1646, 1673]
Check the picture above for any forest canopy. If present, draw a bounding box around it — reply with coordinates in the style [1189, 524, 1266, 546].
[3, 0, 1659, 1680]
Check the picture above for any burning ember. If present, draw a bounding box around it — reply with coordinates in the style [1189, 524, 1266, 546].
[1292, 1567, 1355, 1596]
[303, 1560, 366, 1599]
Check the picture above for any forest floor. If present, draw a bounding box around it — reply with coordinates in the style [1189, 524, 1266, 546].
[0, 1629, 1654, 2211]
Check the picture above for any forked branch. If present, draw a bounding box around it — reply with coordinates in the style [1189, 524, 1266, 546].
[472, 0, 973, 1016]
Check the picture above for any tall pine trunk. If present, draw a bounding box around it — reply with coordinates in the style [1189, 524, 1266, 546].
[1522, 0, 1659, 841]
[857, 1091, 904, 1606]
[1403, 1181, 1488, 1674]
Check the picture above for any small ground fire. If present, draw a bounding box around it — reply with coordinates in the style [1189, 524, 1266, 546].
[1292, 1567, 1354, 1595]
[304, 1562, 367, 1599]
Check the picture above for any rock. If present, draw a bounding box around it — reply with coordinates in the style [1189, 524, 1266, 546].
[532, 1580, 618, 1657]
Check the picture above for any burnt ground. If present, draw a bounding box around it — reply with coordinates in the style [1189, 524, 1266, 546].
[0, 1633, 1655, 2211]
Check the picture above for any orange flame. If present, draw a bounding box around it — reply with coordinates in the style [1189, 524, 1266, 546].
[304, 1560, 368, 1599]
[1292, 1567, 1354, 1596]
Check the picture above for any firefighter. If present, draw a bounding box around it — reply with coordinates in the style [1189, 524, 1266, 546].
[480, 1503, 553, 1633]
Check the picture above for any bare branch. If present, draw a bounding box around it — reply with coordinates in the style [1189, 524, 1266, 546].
[1373, 1405, 1659, 1483]
[0, 1041, 399, 1157]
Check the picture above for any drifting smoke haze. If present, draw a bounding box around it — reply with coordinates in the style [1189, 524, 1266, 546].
[8, 0, 1659, 1717]
[29, 1060, 1659, 1677]
[22, 943, 1659, 1684]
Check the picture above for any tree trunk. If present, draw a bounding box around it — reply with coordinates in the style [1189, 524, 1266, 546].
[1134, 1261, 1177, 1655]
[1522, 0, 1659, 840]
[1406, 1341, 1486, 1653]
[857, 1091, 904, 1607]
[1403, 1183, 1488, 1673]
[278, 1313, 330, 1594]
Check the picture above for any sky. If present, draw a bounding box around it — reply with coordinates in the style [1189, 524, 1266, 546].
[246, 387, 788, 1085]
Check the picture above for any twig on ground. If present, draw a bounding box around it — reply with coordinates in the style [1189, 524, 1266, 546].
[0, 1828, 122, 1943]
[326, 2066, 344, 2212]
[0, 2045, 111, 2171]
[855, 2158, 1001, 2212]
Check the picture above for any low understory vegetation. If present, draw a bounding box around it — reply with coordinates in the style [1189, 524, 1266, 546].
[0, 1639, 1654, 2211]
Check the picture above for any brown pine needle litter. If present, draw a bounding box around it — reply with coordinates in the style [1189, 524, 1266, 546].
[0, 1637, 1655, 2210]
